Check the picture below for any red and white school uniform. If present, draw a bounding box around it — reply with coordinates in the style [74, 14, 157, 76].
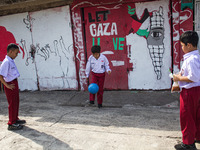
[178, 50, 200, 145]
[0, 55, 20, 125]
[85, 54, 111, 104]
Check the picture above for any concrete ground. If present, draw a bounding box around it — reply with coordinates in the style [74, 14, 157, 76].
[0, 90, 200, 150]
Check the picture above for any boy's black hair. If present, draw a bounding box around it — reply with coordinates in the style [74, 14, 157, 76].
[180, 31, 199, 47]
[7, 43, 19, 52]
[91, 45, 101, 53]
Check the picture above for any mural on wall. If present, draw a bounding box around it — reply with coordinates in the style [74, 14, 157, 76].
[72, 11, 88, 90]
[128, 6, 165, 80]
[84, 4, 129, 90]
[0, 26, 25, 61]
[0, 6, 78, 91]
[27, 6, 77, 90]
[147, 7, 165, 80]
[81, 0, 171, 90]
[172, 0, 193, 72]
[126, 0, 171, 89]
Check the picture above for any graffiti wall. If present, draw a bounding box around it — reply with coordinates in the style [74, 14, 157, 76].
[172, 0, 193, 72]
[127, 0, 171, 89]
[1, 0, 192, 91]
[72, 0, 172, 90]
[71, 9, 88, 90]
[0, 13, 38, 91]
[84, 4, 130, 90]
[0, 6, 78, 91]
[196, 0, 200, 49]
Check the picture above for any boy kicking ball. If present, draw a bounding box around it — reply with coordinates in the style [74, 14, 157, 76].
[85, 45, 111, 108]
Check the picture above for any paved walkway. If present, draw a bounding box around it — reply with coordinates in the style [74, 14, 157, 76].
[0, 90, 199, 150]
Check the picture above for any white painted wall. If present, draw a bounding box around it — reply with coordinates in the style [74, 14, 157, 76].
[0, 6, 78, 91]
[30, 6, 77, 90]
[0, 12, 38, 91]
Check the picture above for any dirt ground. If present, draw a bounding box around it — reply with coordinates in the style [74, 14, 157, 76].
[0, 91, 200, 150]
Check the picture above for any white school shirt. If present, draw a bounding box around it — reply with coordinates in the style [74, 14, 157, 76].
[85, 54, 111, 78]
[178, 50, 200, 89]
[0, 55, 20, 82]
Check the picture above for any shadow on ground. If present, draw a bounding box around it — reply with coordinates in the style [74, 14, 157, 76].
[0, 91, 180, 132]
[11, 126, 73, 150]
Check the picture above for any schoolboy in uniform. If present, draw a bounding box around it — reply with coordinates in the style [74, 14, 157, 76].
[173, 31, 200, 150]
[0, 43, 26, 130]
[85, 45, 111, 108]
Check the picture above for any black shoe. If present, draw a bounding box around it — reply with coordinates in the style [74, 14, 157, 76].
[98, 104, 102, 108]
[90, 101, 94, 104]
[85, 100, 95, 107]
[174, 142, 197, 150]
[8, 123, 23, 130]
[16, 119, 26, 124]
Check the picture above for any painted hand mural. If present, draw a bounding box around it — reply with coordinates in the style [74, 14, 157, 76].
[147, 7, 164, 80]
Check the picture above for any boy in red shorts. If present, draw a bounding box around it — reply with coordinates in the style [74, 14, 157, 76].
[0, 43, 26, 130]
[85, 45, 111, 108]
[173, 31, 200, 150]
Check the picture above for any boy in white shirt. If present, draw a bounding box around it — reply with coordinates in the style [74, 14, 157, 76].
[85, 45, 111, 108]
[173, 31, 200, 150]
[0, 43, 26, 130]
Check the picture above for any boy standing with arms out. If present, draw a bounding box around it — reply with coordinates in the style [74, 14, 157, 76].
[0, 43, 26, 130]
[85, 45, 111, 108]
[173, 31, 200, 150]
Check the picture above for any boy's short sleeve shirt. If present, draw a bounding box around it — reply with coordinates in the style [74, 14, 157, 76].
[85, 54, 111, 78]
[0, 55, 20, 82]
[178, 50, 200, 89]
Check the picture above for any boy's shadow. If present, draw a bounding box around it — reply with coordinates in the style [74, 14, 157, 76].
[13, 126, 73, 150]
